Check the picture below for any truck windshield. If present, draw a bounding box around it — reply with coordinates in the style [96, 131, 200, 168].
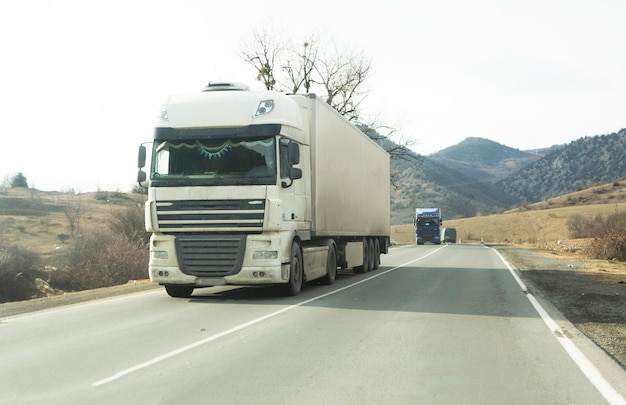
[151, 137, 277, 185]
[416, 218, 438, 226]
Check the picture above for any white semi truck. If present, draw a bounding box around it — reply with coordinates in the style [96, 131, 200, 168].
[137, 82, 390, 298]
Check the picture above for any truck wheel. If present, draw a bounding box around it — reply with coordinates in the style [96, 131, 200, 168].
[373, 238, 380, 270]
[321, 244, 337, 285]
[164, 285, 194, 298]
[367, 238, 375, 272]
[354, 238, 369, 274]
[281, 241, 303, 296]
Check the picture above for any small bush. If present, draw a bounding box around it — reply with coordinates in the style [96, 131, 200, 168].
[70, 240, 148, 290]
[68, 231, 115, 268]
[108, 204, 150, 246]
[582, 212, 626, 261]
[567, 213, 604, 238]
[95, 191, 109, 201]
[132, 184, 148, 195]
[67, 231, 148, 291]
[0, 244, 42, 302]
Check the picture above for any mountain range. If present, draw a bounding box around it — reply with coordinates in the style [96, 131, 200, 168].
[390, 127, 626, 225]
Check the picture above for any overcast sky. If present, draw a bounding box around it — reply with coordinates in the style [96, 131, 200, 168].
[1, 0, 624, 192]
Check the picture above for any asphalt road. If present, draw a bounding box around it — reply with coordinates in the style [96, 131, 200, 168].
[1, 244, 625, 404]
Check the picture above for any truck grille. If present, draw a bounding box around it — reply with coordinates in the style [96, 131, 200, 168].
[156, 199, 265, 233]
[175, 234, 246, 277]
[417, 228, 439, 241]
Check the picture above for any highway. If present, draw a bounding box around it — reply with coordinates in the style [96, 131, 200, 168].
[1, 244, 625, 404]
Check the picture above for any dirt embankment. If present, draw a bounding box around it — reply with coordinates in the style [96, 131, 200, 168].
[0, 281, 159, 319]
[496, 245, 626, 370]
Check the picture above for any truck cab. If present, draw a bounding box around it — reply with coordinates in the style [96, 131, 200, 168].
[414, 208, 442, 244]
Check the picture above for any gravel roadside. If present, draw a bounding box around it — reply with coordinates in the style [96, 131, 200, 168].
[495, 244, 626, 370]
[0, 281, 160, 319]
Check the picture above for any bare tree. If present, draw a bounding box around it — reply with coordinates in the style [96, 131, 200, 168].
[358, 121, 421, 188]
[240, 28, 419, 170]
[314, 45, 371, 121]
[240, 27, 285, 90]
[62, 196, 82, 235]
[282, 38, 318, 94]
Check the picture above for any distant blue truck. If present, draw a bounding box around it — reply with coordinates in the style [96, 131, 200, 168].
[414, 208, 442, 245]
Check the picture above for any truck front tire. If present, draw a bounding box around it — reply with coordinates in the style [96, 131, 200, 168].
[165, 285, 194, 298]
[321, 244, 337, 285]
[281, 241, 303, 296]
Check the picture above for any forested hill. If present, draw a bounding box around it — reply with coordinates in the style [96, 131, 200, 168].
[390, 153, 521, 225]
[496, 128, 626, 202]
[430, 137, 547, 182]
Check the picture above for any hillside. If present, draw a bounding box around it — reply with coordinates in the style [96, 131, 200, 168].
[497, 128, 626, 202]
[389, 137, 554, 223]
[390, 153, 521, 225]
[429, 137, 546, 183]
[391, 128, 626, 222]
[0, 188, 144, 267]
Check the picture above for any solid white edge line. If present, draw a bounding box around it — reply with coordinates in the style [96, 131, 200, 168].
[92, 245, 447, 387]
[490, 246, 626, 405]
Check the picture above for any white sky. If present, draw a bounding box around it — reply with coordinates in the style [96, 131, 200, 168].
[1, 0, 624, 192]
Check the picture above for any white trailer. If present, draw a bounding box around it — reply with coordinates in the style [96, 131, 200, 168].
[137, 82, 390, 297]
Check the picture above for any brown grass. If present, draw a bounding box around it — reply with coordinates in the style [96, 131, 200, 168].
[0, 188, 145, 268]
[393, 203, 626, 248]
[391, 180, 626, 256]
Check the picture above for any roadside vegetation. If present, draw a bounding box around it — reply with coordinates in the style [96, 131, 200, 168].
[0, 180, 149, 303]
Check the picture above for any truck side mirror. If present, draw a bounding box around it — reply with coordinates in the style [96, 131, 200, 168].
[138, 145, 147, 168]
[137, 170, 147, 184]
[288, 142, 300, 165]
[290, 167, 302, 180]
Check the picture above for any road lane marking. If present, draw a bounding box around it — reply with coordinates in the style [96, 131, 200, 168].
[92, 245, 446, 387]
[491, 247, 626, 405]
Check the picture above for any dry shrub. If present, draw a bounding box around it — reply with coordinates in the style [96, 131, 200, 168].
[583, 211, 626, 261]
[567, 213, 604, 238]
[72, 240, 147, 290]
[66, 231, 148, 291]
[108, 203, 150, 246]
[0, 244, 43, 302]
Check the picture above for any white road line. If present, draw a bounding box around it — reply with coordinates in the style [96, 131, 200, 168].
[92, 246, 446, 387]
[491, 247, 626, 405]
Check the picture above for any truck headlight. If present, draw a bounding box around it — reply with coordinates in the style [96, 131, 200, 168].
[255, 100, 274, 116]
[253, 251, 278, 260]
[152, 250, 169, 260]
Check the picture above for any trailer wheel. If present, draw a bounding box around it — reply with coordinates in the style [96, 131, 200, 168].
[373, 238, 380, 270]
[164, 285, 194, 298]
[321, 244, 337, 285]
[367, 238, 376, 271]
[281, 241, 303, 296]
[354, 238, 369, 274]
